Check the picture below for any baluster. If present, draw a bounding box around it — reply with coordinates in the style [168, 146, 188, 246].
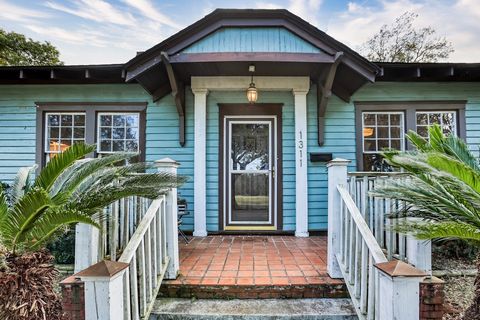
[354, 228, 361, 298]
[339, 199, 344, 260]
[123, 268, 131, 320]
[367, 254, 375, 320]
[368, 178, 374, 229]
[138, 239, 147, 316]
[130, 255, 140, 320]
[145, 227, 152, 304]
[360, 240, 368, 314]
[348, 221, 355, 284]
[152, 215, 158, 288]
[343, 205, 349, 266]
[162, 198, 167, 265]
[111, 201, 119, 261]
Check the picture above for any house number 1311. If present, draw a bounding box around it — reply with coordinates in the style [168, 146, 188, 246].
[298, 130, 304, 167]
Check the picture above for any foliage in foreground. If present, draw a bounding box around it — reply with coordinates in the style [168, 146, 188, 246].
[361, 12, 454, 62]
[372, 124, 480, 319]
[0, 29, 63, 66]
[0, 143, 186, 319]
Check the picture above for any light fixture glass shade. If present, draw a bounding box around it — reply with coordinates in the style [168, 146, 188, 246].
[246, 83, 258, 104]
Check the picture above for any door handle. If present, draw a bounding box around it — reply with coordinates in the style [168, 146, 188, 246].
[270, 166, 275, 179]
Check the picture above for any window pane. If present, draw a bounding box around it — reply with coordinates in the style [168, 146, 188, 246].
[113, 140, 125, 151]
[377, 114, 389, 125]
[390, 114, 401, 125]
[126, 115, 139, 127]
[126, 128, 138, 140]
[390, 127, 401, 138]
[391, 139, 401, 150]
[443, 113, 454, 126]
[363, 114, 376, 126]
[363, 127, 375, 138]
[101, 127, 111, 139]
[429, 113, 441, 124]
[100, 115, 112, 126]
[364, 139, 376, 152]
[113, 128, 125, 139]
[113, 115, 125, 126]
[61, 127, 72, 138]
[377, 127, 389, 139]
[126, 140, 138, 152]
[74, 128, 84, 139]
[61, 115, 72, 126]
[48, 115, 60, 126]
[100, 140, 112, 152]
[49, 127, 59, 139]
[378, 139, 389, 150]
[417, 126, 428, 137]
[417, 113, 428, 125]
[74, 115, 85, 126]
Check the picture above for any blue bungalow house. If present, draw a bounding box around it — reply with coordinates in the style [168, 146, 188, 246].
[0, 8, 479, 238]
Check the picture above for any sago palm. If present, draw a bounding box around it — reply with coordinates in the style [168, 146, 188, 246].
[0, 143, 186, 320]
[371, 124, 480, 319]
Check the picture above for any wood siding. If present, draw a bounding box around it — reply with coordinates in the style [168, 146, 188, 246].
[0, 82, 479, 232]
[181, 27, 322, 53]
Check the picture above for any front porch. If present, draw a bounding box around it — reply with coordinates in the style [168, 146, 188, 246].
[160, 235, 347, 299]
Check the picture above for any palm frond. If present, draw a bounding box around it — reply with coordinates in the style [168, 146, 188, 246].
[395, 220, 480, 243]
[406, 130, 429, 152]
[26, 208, 100, 250]
[1, 188, 53, 251]
[11, 165, 37, 203]
[34, 143, 95, 191]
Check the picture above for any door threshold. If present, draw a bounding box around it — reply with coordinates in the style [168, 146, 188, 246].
[224, 226, 277, 231]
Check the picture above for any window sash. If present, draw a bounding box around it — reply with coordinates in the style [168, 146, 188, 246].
[44, 112, 86, 161]
[361, 111, 405, 153]
[97, 112, 140, 154]
[415, 111, 457, 138]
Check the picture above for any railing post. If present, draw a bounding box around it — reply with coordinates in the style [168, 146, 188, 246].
[77, 260, 129, 320]
[74, 223, 100, 273]
[375, 260, 426, 320]
[407, 236, 432, 275]
[327, 158, 350, 279]
[155, 157, 180, 279]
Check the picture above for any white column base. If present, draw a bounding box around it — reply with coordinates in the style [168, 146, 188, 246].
[295, 231, 310, 237]
[193, 230, 208, 237]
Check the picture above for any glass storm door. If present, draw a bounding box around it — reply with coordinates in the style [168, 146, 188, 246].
[224, 117, 276, 230]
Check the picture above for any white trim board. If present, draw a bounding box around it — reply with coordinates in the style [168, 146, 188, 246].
[191, 76, 310, 237]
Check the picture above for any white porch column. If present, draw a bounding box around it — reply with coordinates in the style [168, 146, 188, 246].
[293, 89, 309, 237]
[192, 88, 208, 237]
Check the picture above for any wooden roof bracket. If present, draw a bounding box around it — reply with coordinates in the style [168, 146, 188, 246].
[317, 52, 343, 146]
[160, 52, 186, 147]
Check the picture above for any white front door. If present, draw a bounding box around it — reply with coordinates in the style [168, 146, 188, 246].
[224, 116, 277, 230]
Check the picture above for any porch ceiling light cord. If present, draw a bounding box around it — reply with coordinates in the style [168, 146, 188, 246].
[246, 65, 258, 104]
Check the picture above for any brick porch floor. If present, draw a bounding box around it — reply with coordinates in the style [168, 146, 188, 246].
[160, 236, 347, 299]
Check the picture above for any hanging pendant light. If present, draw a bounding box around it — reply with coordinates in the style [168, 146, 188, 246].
[246, 65, 258, 104]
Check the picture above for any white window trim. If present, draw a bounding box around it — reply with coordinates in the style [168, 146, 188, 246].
[97, 112, 141, 154]
[415, 111, 457, 137]
[44, 112, 86, 158]
[361, 111, 405, 154]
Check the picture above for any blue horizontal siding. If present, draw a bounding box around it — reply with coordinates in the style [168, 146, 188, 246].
[182, 27, 321, 53]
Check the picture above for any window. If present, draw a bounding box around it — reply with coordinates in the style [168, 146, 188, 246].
[355, 102, 465, 171]
[44, 113, 85, 162]
[98, 113, 140, 155]
[37, 104, 146, 167]
[362, 112, 405, 171]
[416, 111, 456, 138]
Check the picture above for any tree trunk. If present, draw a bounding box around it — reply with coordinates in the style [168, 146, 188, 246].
[463, 255, 480, 319]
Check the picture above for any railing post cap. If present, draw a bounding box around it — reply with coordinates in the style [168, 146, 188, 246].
[375, 260, 427, 278]
[155, 157, 180, 168]
[326, 158, 351, 167]
[75, 260, 129, 282]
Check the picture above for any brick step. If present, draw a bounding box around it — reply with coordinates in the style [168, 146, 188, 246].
[150, 298, 357, 319]
[159, 280, 348, 299]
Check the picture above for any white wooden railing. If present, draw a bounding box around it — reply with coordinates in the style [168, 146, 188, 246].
[118, 195, 168, 320]
[337, 184, 387, 319]
[74, 158, 180, 320]
[328, 159, 429, 320]
[348, 172, 431, 273]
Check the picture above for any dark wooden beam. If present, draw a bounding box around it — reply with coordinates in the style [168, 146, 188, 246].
[160, 52, 186, 147]
[317, 52, 343, 146]
[169, 52, 335, 64]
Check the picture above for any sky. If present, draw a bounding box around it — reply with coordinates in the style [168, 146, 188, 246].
[0, 0, 479, 65]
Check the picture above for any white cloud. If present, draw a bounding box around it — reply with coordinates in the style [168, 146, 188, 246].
[0, 0, 50, 23]
[45, 0, 137, 26]
[25, 25, 109, 47]
[288, 0, 322, 24]
[255, 2, 283, 9]
[326, 0, 480, 62]
[122, 0, 181, 29]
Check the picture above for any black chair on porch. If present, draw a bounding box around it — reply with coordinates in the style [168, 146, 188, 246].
[178, 198, 190, 244]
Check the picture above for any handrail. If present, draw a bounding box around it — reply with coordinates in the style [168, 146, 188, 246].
[118, 195, 169, 320]
[337, 185, 387, 264]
